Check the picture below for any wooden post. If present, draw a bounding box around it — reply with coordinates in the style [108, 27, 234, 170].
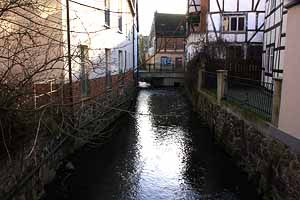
[217, 70, 226, 104]
[66, 0, 74, 124]
[272, 78, 283, 127]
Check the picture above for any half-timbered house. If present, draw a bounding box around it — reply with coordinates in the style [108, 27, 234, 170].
[186, 0, 203, 61]
[262, 0, 287, 84]
[186, 0, 265, 63]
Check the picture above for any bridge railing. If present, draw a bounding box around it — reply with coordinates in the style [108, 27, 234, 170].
[140, 63, 186, 73]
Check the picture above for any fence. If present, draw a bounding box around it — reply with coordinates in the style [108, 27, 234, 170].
[143, 63, 186, 73]
[201, 70, 273, 121]
[205, 59, 262, 81]
[225, 75, 273, 121]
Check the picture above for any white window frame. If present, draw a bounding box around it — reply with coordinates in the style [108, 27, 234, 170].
[268, 46, 275, 73]
[118, 50, 123, 73]
[223, 15, 246, 32]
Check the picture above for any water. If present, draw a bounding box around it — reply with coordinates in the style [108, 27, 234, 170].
[45, 89, 259, 200]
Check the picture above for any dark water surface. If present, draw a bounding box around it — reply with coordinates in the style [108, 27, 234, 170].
[45, 89, 259, 200]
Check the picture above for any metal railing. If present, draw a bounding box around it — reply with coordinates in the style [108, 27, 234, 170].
[200, 70, 273, 121]
[140, 63, 186, 73]
[205, 59, 262, 81]
[225, 75, 273, 121]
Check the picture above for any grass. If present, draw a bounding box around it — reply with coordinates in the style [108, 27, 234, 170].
[196, 88, 271, 125]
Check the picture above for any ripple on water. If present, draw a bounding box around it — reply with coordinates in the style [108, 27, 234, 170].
[44, 88, 260, 200]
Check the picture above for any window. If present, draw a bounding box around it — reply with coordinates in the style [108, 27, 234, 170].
[118, 0, 122, 32]
[105, 48, 112, 88]
[105, 0, 110, 27]
[223, 15, 246, 32]
[268, 46, 275, 73]
[230, 17, 237, 31]
[175, 57, 183, 69]
[79, 45, 89, 97]
[118, 50, 123, 73]
[238, 17, 245, 31]
[124, 50, 127, 72]
[161, 56, 172, 71]
[160, 57, 172, 65]
[223, 16, 229, 31]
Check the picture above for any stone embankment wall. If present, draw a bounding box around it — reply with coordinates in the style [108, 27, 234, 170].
[0, 71, 136, 200]
[188, 88, 300, 200]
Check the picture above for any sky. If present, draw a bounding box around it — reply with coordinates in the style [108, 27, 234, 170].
[138, 0, 186, 36]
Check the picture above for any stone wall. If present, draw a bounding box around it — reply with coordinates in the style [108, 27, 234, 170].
[188, 88, 300, 200]
[0, 71, 136, 200]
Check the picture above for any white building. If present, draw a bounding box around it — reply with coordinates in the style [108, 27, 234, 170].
[186, 0, 265, 62]
[62, 0, 139, 96]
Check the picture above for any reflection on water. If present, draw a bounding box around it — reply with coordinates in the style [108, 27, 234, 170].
[45, 89, 259, 200]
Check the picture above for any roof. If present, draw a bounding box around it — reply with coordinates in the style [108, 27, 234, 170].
[154, 13, 186, 37]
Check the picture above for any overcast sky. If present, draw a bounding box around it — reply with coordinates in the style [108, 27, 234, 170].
[138, 0, 186, 36]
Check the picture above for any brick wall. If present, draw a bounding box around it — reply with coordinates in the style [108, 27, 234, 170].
[0, 70, 136, 200]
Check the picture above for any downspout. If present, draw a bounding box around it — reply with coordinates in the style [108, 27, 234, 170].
[66, 0, 74, 119]
[136, 0, 139, 84]
[133, 19, 136, 83]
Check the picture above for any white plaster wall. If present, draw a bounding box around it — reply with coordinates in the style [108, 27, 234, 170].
[61, 0, 137, 81]
[189, 0, 201, 13]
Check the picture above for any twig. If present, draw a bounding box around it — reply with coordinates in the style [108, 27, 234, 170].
[25, 108, 46, 160]
[0, 120, 12, 163]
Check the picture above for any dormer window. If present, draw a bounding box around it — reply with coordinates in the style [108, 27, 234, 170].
[223, 15, 246, 32]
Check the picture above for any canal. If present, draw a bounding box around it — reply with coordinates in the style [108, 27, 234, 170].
[44, 88, 259, 200]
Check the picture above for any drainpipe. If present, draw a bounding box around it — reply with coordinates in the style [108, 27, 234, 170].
[66, 0, 74, 120]
[133, 19, 136, 83]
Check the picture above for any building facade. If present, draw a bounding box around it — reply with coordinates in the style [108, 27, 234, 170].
[262, 0, 287, 84]
[146, 12, 186, 72]
[0, 0, 139, 106]
[186, 0, 265, 63]
[63, 0, 139, 100]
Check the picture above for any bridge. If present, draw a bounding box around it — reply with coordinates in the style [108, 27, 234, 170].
[138, 64, 186, 87]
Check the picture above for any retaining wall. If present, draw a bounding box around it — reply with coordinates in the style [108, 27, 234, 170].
[0, 71, 136, 200]
[188, 88, 300, 200]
